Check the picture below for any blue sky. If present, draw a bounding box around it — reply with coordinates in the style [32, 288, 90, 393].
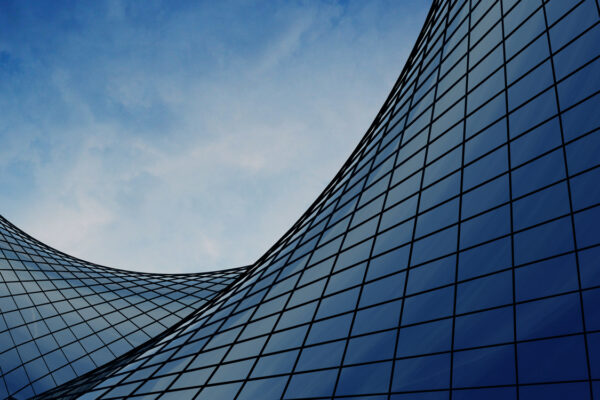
[0, 0, 430, 273]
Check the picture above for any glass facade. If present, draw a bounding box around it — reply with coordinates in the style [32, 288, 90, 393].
[2, 0, 600, 398]
[0, 217, 247, 398]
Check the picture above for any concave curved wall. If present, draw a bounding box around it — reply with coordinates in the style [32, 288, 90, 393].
[3, 0, 600, 398]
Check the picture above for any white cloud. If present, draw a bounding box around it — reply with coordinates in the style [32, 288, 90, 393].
[0, 1, 429, 273]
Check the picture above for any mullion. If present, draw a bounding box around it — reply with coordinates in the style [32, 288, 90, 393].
[499, 3, 523, 396]
[448, 0, 470, 394]
[388, 0, 448, 397]
[541, 1, 595, 398]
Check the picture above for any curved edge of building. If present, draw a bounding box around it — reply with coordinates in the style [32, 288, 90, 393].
[0, 215, 248, 399]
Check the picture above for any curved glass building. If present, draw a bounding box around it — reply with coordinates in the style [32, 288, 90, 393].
[0, 217, 247, 398]
[3, 0, 600, 398]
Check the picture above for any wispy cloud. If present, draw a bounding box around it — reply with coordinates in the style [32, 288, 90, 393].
[0, 0, 429, 273]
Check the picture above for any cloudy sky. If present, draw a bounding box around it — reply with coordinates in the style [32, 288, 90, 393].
[0, 0, 429, 273]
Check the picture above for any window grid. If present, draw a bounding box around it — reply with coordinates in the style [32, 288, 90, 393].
[0, 0, 598, 398]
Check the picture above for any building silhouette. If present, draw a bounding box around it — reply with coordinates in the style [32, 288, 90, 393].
[2, 0, 600, 398]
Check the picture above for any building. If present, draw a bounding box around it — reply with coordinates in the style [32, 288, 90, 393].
[2, 0, 600, 398]
[0, 216, 247, 398]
